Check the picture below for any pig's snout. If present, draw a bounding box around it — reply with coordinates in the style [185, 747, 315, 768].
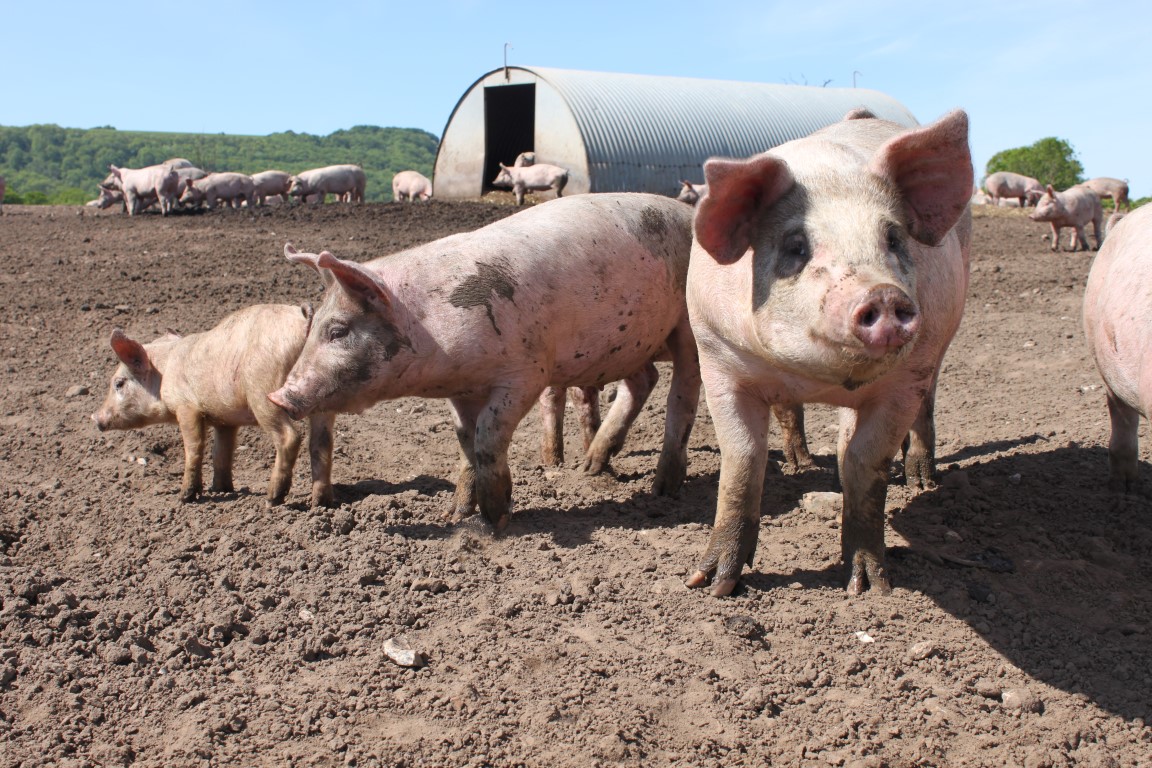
[91, 412, 108, 432]
[851, 285, 920, 351]
[267, 387, 307, 420]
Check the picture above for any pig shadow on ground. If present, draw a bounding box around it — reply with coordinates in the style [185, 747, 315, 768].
[336, 475, 454, 504]
[884, 442, 1152, 723]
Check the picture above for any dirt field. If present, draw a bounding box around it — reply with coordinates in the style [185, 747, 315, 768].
[0, 199, 1149, 767]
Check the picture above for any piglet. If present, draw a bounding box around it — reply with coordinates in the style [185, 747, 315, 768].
[92, 304, 336, 507]
[1030, 184, 1103, 251]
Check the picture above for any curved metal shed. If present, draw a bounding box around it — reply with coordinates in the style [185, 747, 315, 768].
[432, 66, 919, 200]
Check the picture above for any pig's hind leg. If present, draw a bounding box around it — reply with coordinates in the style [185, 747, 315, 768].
[538, 387, 568, 466]
[581, 364, 658, 476]
[1106, 388, 1142, 495]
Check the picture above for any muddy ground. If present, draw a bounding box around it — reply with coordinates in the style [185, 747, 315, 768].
[0, 199, 1149, 767]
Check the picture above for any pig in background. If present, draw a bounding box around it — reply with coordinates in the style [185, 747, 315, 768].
[250, 171, 292, 206]
[267, 193, 701, 533]
[513, 152, 535, 167]
[391, 170, 433, 202]
[106, 163, 181, 216]
[181, 172, 256, 210]
[1081, 177, 1130, 212]
[490, 163, 569, 206]
[1082, 204, 1152, 495]
[91, 304, 337, 508]
[983, 170, 1044, 207]
[288, 164, 367, 205]
[686, 108, 973, 597]
[676, 181, 708, 206]
[1029, 184, 1103, 251]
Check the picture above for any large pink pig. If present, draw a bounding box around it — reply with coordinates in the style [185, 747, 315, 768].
[1082, 204, 1152, 494]
[268, 193, 701, 531]
[1029, 184, 1103, 252]
[686, 109, 973, 596]
[92, 304, 337, 507]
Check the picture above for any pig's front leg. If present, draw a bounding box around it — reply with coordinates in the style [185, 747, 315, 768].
[473, 387, 540, 532]
[686, 387, 770, 596]
[901, 379, 938, 490]
[1049, 223, 1061, 251]
[175, 408, 208, 502]
[308, 411, 337, 508]
[538, 387, 567, 466]
[838, 399, 917, 595]
[447, 398, 482, 522]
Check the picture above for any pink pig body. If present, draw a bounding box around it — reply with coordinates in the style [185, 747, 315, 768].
[1029, 184, 1103, 251]
[391, 170, 433, 202]
[288, 165, 366, 204]
[92, 304, 337, 507]
[490, 163, 569, 205]
[268, 193, 701, 531]
[108, 163, 180, 216]
[251, 171, 292, 206]
[686, 109, 974, 596]
[1081, 177, 1130, 212]
[181, 172, 256, 210]
[984, 171, 1044, 207]
[1082, 204, 1152, 494]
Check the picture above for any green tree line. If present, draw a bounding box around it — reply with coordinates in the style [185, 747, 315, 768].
[0, 123, 439, 204]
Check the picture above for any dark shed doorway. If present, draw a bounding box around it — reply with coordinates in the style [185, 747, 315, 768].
[483, 84, 535, 192]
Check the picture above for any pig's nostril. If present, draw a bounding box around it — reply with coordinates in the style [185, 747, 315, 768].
[858, 307, 880, 327]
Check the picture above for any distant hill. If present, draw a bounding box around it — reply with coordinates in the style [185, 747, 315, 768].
[0, 124, 439, 204]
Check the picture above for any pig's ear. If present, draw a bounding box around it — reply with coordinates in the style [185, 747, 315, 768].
[695, 155, 794, 264]
[1046, 184, 1055, 196]
[110, 329, 150, 377]
[870, 109, 973, 247]
[317, 251, 392, 313]
[284, 243, 334, 287]
[844, 107, 876, 120]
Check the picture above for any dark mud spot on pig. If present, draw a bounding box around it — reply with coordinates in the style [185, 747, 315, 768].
[449, 257, 517, 335]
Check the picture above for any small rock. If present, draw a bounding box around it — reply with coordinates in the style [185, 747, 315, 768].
[383, 636, 426, 668]
[410, 577, 448, 594]
[1002, 687, 1043, 713]
[800, 491, 841, 520]
[723, 615, 761, 639]
[906, 640, 938, 661]
[65, 385, 89, 398]
[974, 678, 1001, 699]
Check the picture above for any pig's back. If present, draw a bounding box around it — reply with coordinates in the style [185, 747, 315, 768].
[370, 194, 693, 387]
[170, 304, 308, 422]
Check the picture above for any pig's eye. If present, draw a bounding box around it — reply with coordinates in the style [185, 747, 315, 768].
[776, 232, 810, 277]
[886, 226, 905, 252]
[327, 323, 350, 342]
[113, 377, 126, 391]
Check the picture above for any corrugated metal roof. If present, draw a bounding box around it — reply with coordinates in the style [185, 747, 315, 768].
[519, 67, 919, 193]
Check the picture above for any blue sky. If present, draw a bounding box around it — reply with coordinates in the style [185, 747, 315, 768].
[5, 1, 1149, 197]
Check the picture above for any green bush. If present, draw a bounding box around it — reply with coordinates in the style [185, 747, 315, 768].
[985, 137, 1084, 191]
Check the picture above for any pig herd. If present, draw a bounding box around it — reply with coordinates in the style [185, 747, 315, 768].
[90, 107, 1149, 599]
[87, 160, 392, 214]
